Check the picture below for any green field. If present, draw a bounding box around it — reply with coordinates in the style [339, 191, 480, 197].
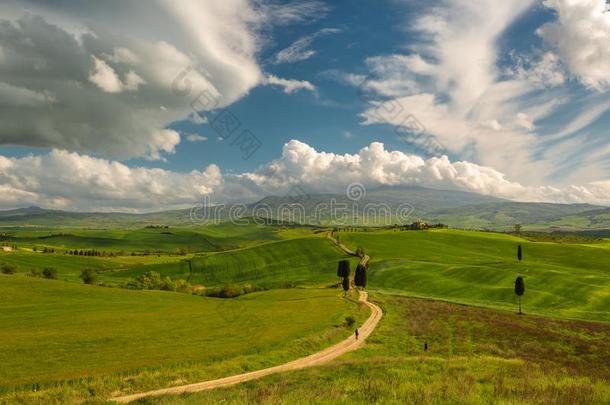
[1, 223, 293, 253]
[1, 223, 609, 404]
[0, 275, 366, 403]
[340, 229, 610, 322]
[107, 237, 356, 288]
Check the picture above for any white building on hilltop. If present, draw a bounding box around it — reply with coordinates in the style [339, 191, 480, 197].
[1, 246, 13, 252]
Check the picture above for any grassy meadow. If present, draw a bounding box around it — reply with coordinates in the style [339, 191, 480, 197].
[0, 275, 367, 404]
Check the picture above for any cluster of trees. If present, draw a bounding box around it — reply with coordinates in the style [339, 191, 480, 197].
[28, 267, 58, 279]
[395, 221, 447, 231]
[121, 271, 192, 293]
[144, 225, 170, 229]
[205, 283, 265, 298]
[2, 263, 58, 279]
[68, 249, 106, 257]
[64, 248, 190, 257]
[337, 259, 367, 296]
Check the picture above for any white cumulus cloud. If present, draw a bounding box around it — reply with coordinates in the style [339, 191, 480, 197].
[539, 0, 610, 90]
[1, 140, 610, 212]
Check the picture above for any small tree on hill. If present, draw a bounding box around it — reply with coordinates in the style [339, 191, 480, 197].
[517, 245, 523, 262]
[42, 267, 58, 279]
[354, 264, 367, 289]
[337, 260, 350, 279]
[342, 276, 350, 296]
[80, 268, 98, 285]
[1, 263, 17, 274]
[514, 276, 525, 314]
[514, 224, 522, 234]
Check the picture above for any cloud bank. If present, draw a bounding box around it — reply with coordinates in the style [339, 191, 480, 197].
[0, 0, 324, 160]
[1, 141, 609, 212]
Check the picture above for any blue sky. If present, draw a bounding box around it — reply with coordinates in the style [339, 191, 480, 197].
[0, 0, 609, 211]
[141, 0, 431, 173]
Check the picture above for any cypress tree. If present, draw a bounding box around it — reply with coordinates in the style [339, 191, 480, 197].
[514, 276, 525, 314]
[354, 264, 367, 289]
[337, 260, 350, 279]
[342, 276, 350, 296]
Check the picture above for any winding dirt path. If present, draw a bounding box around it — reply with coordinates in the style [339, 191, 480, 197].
[111, 291, 382, 403]
[327, 232, 370, 267]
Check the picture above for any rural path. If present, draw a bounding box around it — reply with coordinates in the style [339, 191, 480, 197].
[327, 232, 370, 268]
[111, 233, 378, 403]
[111, 291, 382, 403]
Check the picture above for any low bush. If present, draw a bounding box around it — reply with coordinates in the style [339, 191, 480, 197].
[42, 267, 58, 279]
[27, 268, 42, 278]
[205, 283, 265, 298]
[1, 263, 17, 274]
[80, 268, 98, 285]
[121, 272, 192, 294]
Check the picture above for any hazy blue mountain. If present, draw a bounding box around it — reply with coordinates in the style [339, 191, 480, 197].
[0, 187, 607, 231]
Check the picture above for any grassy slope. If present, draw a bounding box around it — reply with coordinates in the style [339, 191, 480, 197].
[107, 236, 357, 288]
[0, 224, 317, 283]
[151, 294, 610, 404]
[0, 275, 367, 403]
[341, 229, 610, 322]
[2, 223, 288, 252]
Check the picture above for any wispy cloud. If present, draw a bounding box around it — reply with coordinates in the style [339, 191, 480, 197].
[185, 134, 208, 142]
[273, 28, 341, 64]
[347, 0, 609, 186]
[261, 1, 332, 25]
[263, 74, 316, 93]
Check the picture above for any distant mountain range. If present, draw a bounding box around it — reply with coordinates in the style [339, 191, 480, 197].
[1, 186, 609, 232]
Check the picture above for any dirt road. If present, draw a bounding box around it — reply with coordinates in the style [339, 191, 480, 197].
[111, 291, 382, 403]
[327, 232, 370, 267]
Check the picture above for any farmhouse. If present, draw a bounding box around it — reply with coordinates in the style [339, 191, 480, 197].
[1, 246, 13, 252]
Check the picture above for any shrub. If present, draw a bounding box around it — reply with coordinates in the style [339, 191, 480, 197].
[42, 267, 58, 279]
[160, 276, 175, 291]
[1, 263, 17, 274]
[345, 316, 356, 328]
[174, 279, 192, 294]
[28, 268, 42, 278]
[136, 271, 163, 289]
[80, 268, 98, 285]
[206, 285, 243, 298]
